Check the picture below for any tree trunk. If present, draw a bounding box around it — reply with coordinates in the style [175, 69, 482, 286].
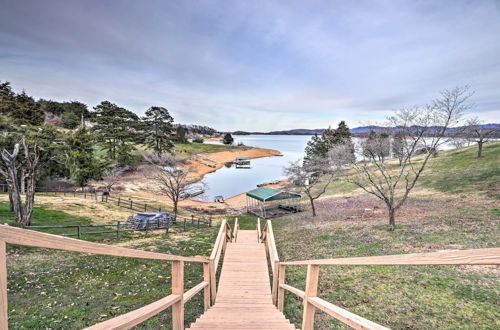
[477, 141, 483, 158]
[21, 172, 36, 226]
[8, 191, 14, 212]
[309, 197, 316, 217]
[173, 201, 178, 221]
[388, 208, 396, 231]
[20, 169, 26, 194]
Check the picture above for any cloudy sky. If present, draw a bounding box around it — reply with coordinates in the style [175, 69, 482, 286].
[1, 0, 499, 131]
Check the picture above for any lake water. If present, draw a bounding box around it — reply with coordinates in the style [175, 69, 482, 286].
[194, 135, 462, 201]
[194, 135, 310, 201]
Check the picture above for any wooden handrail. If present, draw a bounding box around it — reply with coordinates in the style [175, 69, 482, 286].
[308, 297, 390, 330]
[256, 217, 261, 242]
[0, 225, 207, 263]
[277, 248, 500, 330]
[233, 218, 239, 243]
[260, 220, 280, 306]
[0, 225, 211, 330]
[208, 219, 235, 305]
[85, 294, 181, 330]
[279, 248, 500, 266]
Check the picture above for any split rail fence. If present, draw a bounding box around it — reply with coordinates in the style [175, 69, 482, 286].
[24, 215, 211, 240]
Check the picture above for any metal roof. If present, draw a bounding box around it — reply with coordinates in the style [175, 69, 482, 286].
[246, 187, 301, 202]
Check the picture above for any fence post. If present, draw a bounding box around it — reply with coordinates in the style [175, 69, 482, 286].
[77, 225, 81, 240]
[118, 197, 121, 206]
[209, 259, 216, 305]
[197, 217, 200, 228]
[144, 203, 147, 212]
[0, 241, 8, 330]
[171, 260, 184, 330]
[302, 264, 320, 330]
[209, 216, 212, 227]
[183, 218, 186, 232]
[130, 200, 132, 209]
[191, 215, 194, 224]
[278, 264, 286, 312]
[272, 260, 279, 306]
[203, 263, 210, 310]
[116, 221, 120, 240]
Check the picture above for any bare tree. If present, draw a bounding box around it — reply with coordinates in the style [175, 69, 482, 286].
[0, 137, 43, 226]
[0, 142, 23, 221]
[101, 167, 124, 193]
[463, 117, 498, 158]
[331, 86, 472, 231]
[284, 157, 339, 217]
[147, 154, 201, 220]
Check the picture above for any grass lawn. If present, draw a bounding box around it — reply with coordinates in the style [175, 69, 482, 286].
[3, 142, 499, 329]
[3, 198, 221, 328]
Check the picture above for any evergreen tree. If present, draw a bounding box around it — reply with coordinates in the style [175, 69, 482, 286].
[304, 133, 328, 161]
[0, 86, 45, 126]
[92, 101, 139, 161]
[65, 128, 106, 188]
[223, 133, 234, 145]
[142, 106, 174, 156]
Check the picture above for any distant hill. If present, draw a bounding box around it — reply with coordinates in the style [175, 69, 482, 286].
[232, 124, 500, 137]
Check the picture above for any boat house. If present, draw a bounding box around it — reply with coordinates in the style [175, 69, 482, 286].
[246, 187, 301, 218]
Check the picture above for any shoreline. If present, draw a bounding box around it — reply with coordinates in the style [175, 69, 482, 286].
[184, 146, 282, 182]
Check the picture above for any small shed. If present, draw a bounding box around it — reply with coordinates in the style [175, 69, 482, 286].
[246, 187, 301, 218]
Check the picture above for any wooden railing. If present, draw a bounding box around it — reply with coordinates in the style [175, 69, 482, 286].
[277, 247, 500, 330]
[208, 220, 234, 305]
[233, 218, 239, 243]
[260, 219, 280, 305]
[0, 225, 210, 330]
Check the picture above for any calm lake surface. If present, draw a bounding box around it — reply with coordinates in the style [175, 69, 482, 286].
[194, 135, 461, 201]
[194, 135, 310, 201]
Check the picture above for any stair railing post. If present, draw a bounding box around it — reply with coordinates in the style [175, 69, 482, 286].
[301, 264, 320, 330]
[203, 262, 211, 310]
[0, 241, 8, 330]
[272, 260, 279, 306]
[278, 264, 286, 312]
[171, 260, 184, 330]
[209, 259, 216, 305]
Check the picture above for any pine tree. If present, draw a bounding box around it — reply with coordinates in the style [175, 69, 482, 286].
[222, 133, 234, 145]
[142, 106, 174, 156]
[66, 128, 106, 188]
[92, 101, 139, 161]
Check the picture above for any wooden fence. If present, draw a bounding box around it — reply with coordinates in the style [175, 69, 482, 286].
[0, 224, 215, 330]
[260, 219, 500, 330]
[24, 215, 212, 240]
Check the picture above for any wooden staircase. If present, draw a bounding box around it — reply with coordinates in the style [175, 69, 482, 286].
[2, 219, 498, 329]
[188, 230, 296, 329]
